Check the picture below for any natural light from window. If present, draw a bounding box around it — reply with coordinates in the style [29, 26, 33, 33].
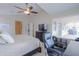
[52, 22, 79, 39]
[62, 23, 79, 37]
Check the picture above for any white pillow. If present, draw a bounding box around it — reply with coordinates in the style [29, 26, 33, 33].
[0, 38, 7, 44]
[0, 32, 15, 44]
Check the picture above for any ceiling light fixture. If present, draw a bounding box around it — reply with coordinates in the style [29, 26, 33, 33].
[24, 11, 30, 15]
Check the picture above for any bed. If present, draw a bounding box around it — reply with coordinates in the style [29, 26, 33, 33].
[0, 35, 41, 56]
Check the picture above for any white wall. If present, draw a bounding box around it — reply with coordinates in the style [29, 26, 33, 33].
[52, 15, 79, 24]
[0, 11, 52, 37]
[28, 11, 52, 36]
[0, 15, 29, 35]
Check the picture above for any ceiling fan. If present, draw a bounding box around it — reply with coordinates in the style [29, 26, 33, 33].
[15, 3, 38, 15]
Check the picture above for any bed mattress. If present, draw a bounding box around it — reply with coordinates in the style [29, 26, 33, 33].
[0, 35, 40, 56]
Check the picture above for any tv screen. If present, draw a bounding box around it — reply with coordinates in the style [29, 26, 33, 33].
[39, 24, 47, 32]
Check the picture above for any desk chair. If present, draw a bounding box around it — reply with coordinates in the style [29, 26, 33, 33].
[43, 32, 65, 56]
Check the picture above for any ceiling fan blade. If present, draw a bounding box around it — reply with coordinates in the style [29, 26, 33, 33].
[31, 11, 38, 14]
[16, 11, 24, 13]
[14, 6, 24, 10]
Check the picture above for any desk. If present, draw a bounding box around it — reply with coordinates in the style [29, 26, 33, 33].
[56, 35, 79, 45]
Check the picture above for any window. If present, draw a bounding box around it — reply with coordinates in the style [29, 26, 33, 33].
[62, 23, 79, 36]
[52, 22, 79, 37]
[52, 22, 57, 36]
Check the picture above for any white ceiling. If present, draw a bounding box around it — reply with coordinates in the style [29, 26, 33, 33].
[38, 3, 79, 18]
[0, 3, 79, 18]
[0, 3, 41, 15]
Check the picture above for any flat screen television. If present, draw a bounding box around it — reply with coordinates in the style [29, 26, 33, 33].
[38, 24, 47, 32]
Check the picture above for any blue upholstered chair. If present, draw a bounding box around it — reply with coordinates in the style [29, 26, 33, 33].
[43, 32, 65, 56]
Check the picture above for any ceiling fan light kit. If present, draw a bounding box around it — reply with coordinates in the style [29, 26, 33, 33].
[24, 11, 30, 15]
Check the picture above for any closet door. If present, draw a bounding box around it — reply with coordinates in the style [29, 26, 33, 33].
[15, 21, 22, 35]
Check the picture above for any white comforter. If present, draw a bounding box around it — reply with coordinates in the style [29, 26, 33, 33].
[0, 35, 40, 56]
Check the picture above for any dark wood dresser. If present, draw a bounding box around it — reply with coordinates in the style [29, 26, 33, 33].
[36, 31, 44, 42]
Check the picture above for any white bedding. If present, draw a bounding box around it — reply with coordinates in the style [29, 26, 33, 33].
[0, 35, 40, 56]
